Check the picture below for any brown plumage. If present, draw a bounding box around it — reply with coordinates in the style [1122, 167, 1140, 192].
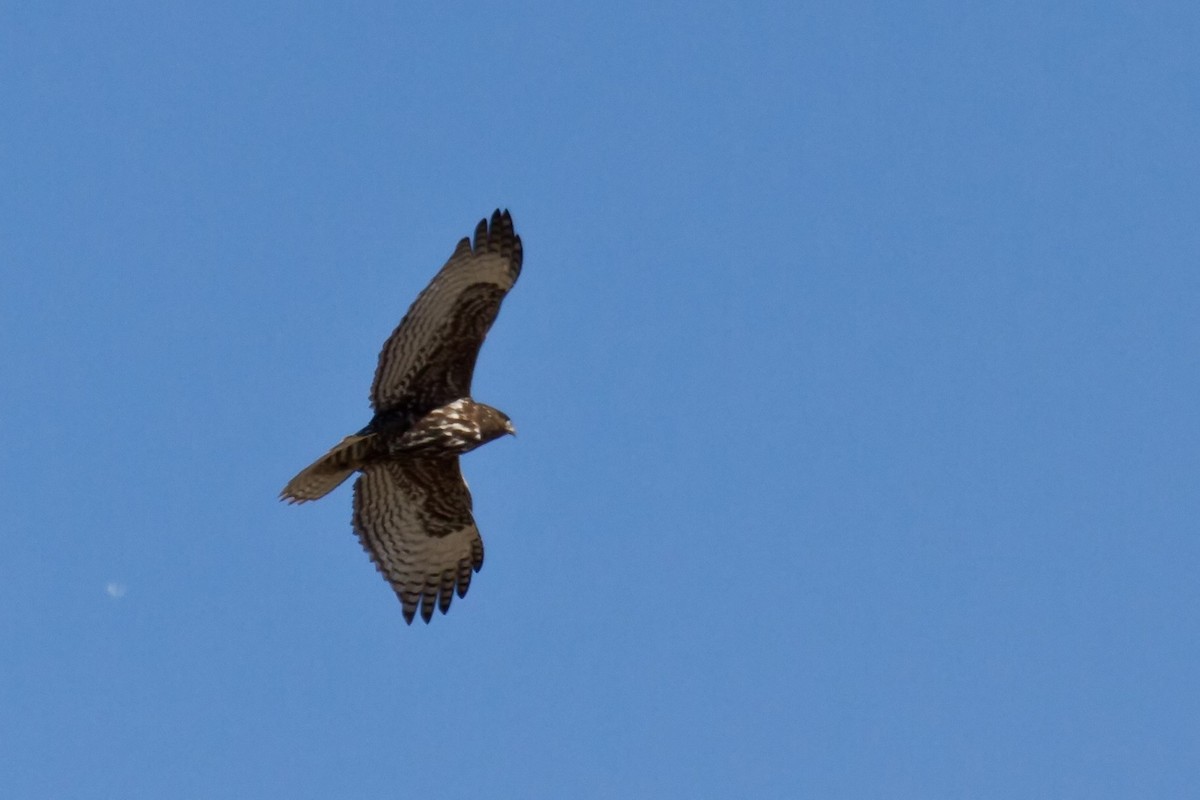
[281, 210, 521, 624]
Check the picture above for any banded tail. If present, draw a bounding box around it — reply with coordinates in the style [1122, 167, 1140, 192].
[280, 433, 375, 503]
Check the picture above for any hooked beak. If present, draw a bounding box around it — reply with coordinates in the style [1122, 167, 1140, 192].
[504, 419, 517, 437]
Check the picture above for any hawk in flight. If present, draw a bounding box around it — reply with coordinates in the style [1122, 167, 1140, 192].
[281, 210, 522, 624]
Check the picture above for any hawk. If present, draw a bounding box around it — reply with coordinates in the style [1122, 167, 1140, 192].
[281, 210, 522, 624]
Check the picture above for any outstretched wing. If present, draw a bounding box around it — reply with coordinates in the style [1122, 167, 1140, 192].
[371, 209, 522, 413]
[351, 458, 484, 624]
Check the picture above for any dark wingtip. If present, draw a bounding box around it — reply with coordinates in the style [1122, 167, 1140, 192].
[474, 209, 521, 275]
[479, 209, 513, 239]
[400, 590, 419, 624]
[472, 216, 489, 250]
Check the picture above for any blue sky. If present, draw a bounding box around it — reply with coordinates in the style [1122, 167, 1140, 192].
[3, 2, 1198, 797]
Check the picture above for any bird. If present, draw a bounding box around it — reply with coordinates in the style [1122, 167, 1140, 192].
[281, 210, 522, 624]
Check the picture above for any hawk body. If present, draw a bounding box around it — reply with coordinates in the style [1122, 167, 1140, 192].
[383, 398, 515, 456]
[282, 210, 521, 624]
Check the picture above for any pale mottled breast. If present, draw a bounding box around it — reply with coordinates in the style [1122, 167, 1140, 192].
[390, 398, 514, 457]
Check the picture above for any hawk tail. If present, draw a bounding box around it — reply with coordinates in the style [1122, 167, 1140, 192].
[280, 433, 375, 503]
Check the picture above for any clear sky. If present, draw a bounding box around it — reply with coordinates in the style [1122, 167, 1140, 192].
[3, 2, 1198, 798]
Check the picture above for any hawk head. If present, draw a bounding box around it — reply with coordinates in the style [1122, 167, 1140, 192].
[474, 403, 517, 442]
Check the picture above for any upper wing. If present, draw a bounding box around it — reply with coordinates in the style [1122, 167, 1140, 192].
[371, 210, 522, 413]
[351, 458, 484, 624]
